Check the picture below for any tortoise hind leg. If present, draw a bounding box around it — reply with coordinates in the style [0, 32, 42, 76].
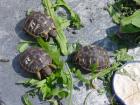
[48, 64, 57, 69]
[36, 71, 42, 80]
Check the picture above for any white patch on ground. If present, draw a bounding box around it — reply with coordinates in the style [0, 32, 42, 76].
[72, 79, 110, 105]
[128, 47, 140, 60]
[113, 62, 140, 105]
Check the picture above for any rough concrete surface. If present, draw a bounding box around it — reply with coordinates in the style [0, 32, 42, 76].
[0, 0, 118, 105]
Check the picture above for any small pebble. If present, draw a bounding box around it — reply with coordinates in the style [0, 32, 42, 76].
[72, 31, 77, 34]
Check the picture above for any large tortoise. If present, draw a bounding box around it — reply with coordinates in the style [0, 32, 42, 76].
[19, 47, 55, 79]
[23, 11, 56, 39]
[74, 45, 110, 72]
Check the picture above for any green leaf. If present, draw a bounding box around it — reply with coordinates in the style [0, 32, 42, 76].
[40, 84, 51, 100]
[58, 90, 69, 98]
[16, 42, 30, 53]
[18, 79, 39, 87]
[42, 0, 82, 55]
[131, 10, 140, 28]
[65, 63, 73, 105]
[42, 0, 68, 55]
[60, 71, 68, 84]
[67, 43, 81, 54]
[75, 69, 90, 85]
[115, 48, 133, 62]
[107, 5, 121, 24]
[56, 16, 70, 29]
[48, 99, 58, 105]
[36, 79, 47, 88]
[22, 94, 33, 105]
[54, 0, 82, 29]
[36, 37, 62, 66]
[120, 24, 140, 33]
[97, 88, 106, 95]
[50, 88, 69, 98]
[121, 10, 140, 26]
[92, 63, 120, 80]
[120, 10, 140, 33]
[90, 64, 98, 73]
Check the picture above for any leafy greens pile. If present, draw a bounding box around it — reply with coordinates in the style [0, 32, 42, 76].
[17, 0, 135, 105]
[107, 0, 140, 33]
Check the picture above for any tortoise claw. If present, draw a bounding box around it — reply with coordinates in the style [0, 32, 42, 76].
[36, 71, 41, 80]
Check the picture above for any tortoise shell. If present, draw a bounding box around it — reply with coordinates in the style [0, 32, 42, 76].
[23, 11, 56, 39]
[19, 47, 52, 73]
[74, 45, 109, 72]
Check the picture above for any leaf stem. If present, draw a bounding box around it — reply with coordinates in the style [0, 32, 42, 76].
[42, 0, 68, 55]
[66, 63, 73, 105]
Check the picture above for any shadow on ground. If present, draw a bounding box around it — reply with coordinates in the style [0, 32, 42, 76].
[12, 54, 34, 79]
[13, 18, 36, 79]
[15, 18, 34, 41]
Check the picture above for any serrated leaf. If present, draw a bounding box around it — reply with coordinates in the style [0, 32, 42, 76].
[55, 0, 82, 29]
[115, 48, 133, 62]
[36, 79, 47, 88]
[40, 84, 51, 100]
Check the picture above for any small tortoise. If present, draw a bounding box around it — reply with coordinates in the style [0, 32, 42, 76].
[19, 47, 55, 79]
[23, 11, 56, 39]
[74, 45, 109, 72]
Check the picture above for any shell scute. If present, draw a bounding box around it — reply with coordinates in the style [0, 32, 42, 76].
[74, 45, 110, 72]
[24, 11, 55, 38]
[20, 48, 52, 73]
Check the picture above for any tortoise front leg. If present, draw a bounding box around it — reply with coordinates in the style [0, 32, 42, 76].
[41, 64, 56, 78]
[48, 64, 57, 69]
[49, 28, 56, 37]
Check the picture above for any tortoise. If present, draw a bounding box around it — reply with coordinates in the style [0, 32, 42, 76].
[23, 11, 56, 40]
[19, 47, 56, 79]
[74, 45, 110, 72]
